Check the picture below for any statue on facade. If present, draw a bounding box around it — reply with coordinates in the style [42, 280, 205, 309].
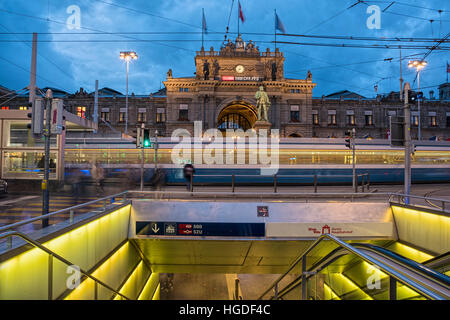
[203, 60, 210, 80]
[255, 86, 271, 122]
[167, 69, 172, 79]
[307, 70, 312, 80]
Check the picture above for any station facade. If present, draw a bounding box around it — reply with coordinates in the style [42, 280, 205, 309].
[2, 36, 450, 140]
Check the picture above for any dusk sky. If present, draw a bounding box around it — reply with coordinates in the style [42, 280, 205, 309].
[0, 0, 449, 98]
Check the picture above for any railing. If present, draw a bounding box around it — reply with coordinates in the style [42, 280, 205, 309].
[257, 233, 447, 300]
[389, 193, 450, 214]
[191, 173, 371, 194]
[0, 230, 130, 300]
[0, 191, 129, 249]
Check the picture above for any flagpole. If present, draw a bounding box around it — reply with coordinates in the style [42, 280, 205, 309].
[274, 9, 277, 52]
[202, 8, 204, 49]
[238, 1, 240, 35]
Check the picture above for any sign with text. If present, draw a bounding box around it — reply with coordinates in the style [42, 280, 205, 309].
[136, 222, 265, 237]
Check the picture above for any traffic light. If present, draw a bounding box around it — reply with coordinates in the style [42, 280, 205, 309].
[389, 116, 405, 147]
[416, 91, 423, 100]
[411, 144, 416, 155]
[143, 128, 151, 148]
[26, 98, 44, 136]
[344, 130, 352, 149]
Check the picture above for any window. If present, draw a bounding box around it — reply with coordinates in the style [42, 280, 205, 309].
[77, 106, 86, 118]
[346, 110, 355, 125]
[179, 104, 188, 121]
[364, 111, 373, 126]
[137, 108, 146, 122]
[328, 110, 336, 125]
[156, 108, 166, 123]
[19, 106, 28, 110]
[184, 88, 189, 92]
[101, 111, 110, 122]
[179, 88, 183, 92]
[312, 114, 319, 125]
[412, 115, 419, 126]
[119, 112, 125, 122]
[296, 89, 300, 93]
[1, 106, 9, 110]
[430, 116, 437, 126]
[290, 89, 295, 93]
[290, 105, 299, 122]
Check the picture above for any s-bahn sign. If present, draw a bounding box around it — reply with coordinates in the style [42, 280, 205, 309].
[136, 221, 265, 237]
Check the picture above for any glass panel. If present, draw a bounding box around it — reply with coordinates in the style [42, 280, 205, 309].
[3, 120, 57, 148]
[3, 151, 57, 179]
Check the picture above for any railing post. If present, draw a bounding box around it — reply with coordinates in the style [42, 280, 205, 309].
[6, 234, 12, 249]
[123, 192, 127, 203]
[234, 278, 240, 300]
[389, 276, 397, 300]
[314, 174, 317, 193]
[69, 209, 74, 223]
[190, 174, 193, 192]
[232, 174, 235, 193]
[367, 173, 370, 191]
[274, 283, 278, 300]
[442, 201, 445, 212]
[48, 254, 53, 300]
[103, 199, 107, 211]
[95, 281, 98, 300]
[362, 175, 365, 193]
[355, 175, 358, 193]
[274, 174, 277, 193]
[301, 257, 307, 300]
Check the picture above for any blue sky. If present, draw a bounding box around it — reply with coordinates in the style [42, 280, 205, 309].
[0, 0, 449, 98]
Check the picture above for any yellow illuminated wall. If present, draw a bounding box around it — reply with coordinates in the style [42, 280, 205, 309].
[0, 204, 131, 300]
[391, 205, 450, 255]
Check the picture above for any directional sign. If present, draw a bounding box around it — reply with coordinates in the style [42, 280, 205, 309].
[136, 222, 264, 237]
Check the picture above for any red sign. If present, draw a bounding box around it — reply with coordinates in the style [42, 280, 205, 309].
[221, 76, 235, 81]
[179, 228, 193, 235]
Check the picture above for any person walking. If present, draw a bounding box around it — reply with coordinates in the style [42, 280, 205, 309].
[183, 163, 195, 191]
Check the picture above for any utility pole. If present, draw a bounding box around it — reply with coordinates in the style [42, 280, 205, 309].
[154, 130, 159, 170]
[140, 123, 145, 191]
[399, 48, 403, 102]
[42, 89, 53, 227]
[29, 33, 37, 105]
[352, 128, 356, 192]
[404, 82, 411, 204]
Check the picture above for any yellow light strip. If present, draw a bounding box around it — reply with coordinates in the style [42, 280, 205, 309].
[113, 260, 145, 300]
[324, 283, 341, 300]
[339, 273, 374, 300]
[138, 272, 160, 300]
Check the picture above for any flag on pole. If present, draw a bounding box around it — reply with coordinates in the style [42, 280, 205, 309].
[202, 9, 208, 34]
[238, 1, 245, 23]
[275, 12, 286, 33]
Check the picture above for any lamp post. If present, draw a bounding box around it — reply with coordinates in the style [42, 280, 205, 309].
[407, 60, 427, 140]
[119, 51, 138, 135]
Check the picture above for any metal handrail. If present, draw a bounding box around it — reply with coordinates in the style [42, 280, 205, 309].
[257, 233, 446, 300]
[0, 191, 129, 233]
[0, 230, 130, 300]
[389, 192, 450, 213]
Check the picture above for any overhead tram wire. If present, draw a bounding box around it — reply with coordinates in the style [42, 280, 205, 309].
[0, 55, 72, 93]
[0, 22, 76, 82]
[361, 1, 450, 13]
[0, 8, 196, 53]
[275, 40, 450, 50]
[1, 31, 448, 43]
[0, 87, 27, 99]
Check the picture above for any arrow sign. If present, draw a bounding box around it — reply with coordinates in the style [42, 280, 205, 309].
[151, 223, 160, 234]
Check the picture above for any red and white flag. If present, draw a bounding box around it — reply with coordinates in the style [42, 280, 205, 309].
[238, 1, 245, 23]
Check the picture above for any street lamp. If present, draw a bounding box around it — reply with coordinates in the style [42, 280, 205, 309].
[119, 51, 138, 135]
[408, 60, 427, 140]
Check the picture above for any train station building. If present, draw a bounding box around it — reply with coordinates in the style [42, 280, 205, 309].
[1, 35, 450, 140]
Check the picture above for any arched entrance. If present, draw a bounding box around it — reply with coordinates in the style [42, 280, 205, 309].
[217, 101, 257, 131]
